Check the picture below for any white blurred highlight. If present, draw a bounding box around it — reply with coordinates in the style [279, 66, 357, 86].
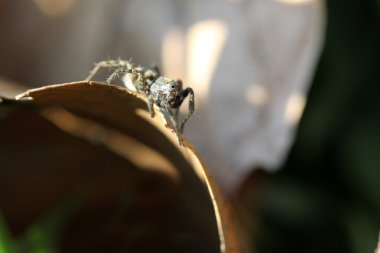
[375, 232, 380, 253]
[275, 0, 316, 5]
[162, 27, 185, 79]
[33, 0, 76, 16]
[285, 93, 306, 125]
[246, 84, 269, 106]
[186, 20, 228, 104]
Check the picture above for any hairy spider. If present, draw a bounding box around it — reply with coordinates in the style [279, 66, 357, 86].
[85, 59, 194, 144]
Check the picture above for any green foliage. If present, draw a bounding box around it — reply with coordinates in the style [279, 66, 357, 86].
[0, 216, 16, 253]
[0, 187, 87, 253]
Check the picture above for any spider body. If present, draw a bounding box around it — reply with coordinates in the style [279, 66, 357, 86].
[85, 59, 194, 144]
[149, 77, 178, 108]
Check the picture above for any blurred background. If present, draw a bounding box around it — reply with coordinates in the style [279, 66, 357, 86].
[0, 0, 379, 252]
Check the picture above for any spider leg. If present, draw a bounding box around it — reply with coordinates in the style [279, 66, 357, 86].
[173, 80, 183, 121]
[106, 65, 128, 84]
[133, 68, 150, 94]
[172, 87, 194, 134]
[163, 103, 182, 145]
[85, 59, 132, 82]
[176, 79, 183, 91]
[147, 95, 155, 118]
[175, 107, 179, 122]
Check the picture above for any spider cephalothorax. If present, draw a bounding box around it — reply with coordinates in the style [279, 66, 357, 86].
[85, 59, 194, 144]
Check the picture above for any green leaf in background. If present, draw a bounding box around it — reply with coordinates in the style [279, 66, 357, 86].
[0, 215, 16, 253]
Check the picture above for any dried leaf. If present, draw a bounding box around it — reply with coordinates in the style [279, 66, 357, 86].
[0, 81, 244, 253]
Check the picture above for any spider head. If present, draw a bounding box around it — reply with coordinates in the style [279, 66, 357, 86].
[151, 76, 179, 99]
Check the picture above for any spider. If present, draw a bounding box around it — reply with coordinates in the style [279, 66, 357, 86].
[85, 59, 194, 145]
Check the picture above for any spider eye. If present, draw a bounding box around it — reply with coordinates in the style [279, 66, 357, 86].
[171, 84, 176, 89]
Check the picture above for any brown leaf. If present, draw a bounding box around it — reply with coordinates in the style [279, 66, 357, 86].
[0, 81, 244, 253]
